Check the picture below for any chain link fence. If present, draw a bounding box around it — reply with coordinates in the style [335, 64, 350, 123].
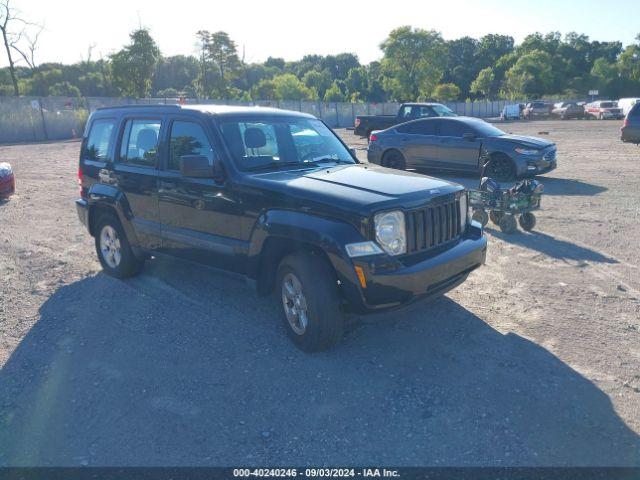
[0, 96, 527, 144]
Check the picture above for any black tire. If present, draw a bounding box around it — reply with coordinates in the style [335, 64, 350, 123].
[519, 212, 537, 231]
[499, 214, 518, 234]
[94, 213, 144, 279]
[276, 252, 344, 352]
[381, 149, 406, 170]
[489, 210, 505, 225]
[486, 154, 516, 182]
[472, 209, 489, 227]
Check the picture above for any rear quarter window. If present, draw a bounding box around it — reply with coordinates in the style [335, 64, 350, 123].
[85, 119, 116, 161]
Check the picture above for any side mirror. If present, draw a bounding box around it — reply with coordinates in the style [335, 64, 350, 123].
[463, 132, 476, 141]
[180, 155, 213, 178]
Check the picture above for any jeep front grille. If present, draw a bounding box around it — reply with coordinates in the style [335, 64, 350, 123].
[405, 197, 462, 254]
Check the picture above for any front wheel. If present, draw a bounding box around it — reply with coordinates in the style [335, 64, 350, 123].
[381, 150, 406, 170]
[499, 214, 518, 234]
[472, 209, 489, 227]
[94, 213, 144, 278]
[486, 154, 516, 182]
[276, 252, 344, 352]
[519, 212, 537, 231]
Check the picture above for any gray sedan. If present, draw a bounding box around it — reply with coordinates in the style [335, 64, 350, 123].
[367, 117, 557, 182]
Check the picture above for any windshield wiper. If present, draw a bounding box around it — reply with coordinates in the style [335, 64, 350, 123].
[302, 158, 352, 166]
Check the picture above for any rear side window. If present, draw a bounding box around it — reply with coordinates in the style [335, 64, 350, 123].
[168, 121, 215, 171]
[119, 119, 161, 167]
[629, 104, 640, 118]
[439, 120, 471, 137]
[86, 119, 115, 160]
[398, 120, 437, 135]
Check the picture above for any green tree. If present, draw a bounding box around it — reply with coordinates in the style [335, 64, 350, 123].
[432, 83, 461, 101]
[379, 26, 446, 101]
[323, 81, 347, 102]
[345, 66, 369, 101]
[110, 28, 161, 97]
[302, 69, 332, 98]
[272, 73, 317, 100]
[470, 67, 496, 98]
[502, 50, 554, 99]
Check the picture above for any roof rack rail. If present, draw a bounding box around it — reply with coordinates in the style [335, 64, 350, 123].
[96, 104, 182, 111]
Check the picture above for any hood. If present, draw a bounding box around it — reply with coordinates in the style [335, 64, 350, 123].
[495, 134, 554, 149]
[247, 163, 463, 216]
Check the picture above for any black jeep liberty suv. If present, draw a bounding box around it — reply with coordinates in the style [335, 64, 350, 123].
[76, 105, 487, 351]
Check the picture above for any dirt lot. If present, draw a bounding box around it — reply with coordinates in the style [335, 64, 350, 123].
[0, 120, 639, 466]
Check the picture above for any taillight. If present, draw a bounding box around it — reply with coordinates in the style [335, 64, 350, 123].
[369, 133, 378, 142]
[77, 166, 84, 197]
[355, 118, 361, 128]
[623, 118, 629, 127]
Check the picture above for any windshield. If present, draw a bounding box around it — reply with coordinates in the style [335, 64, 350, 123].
[432, 104, 457, 117]
[470, 120, 505, 138]
[218, 117, 355, 171]
[600, 102, 615, 108]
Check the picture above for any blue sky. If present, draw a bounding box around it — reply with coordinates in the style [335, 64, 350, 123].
[1, 0, 638, 67]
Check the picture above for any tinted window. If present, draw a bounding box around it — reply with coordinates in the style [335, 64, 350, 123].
[398, 120, 437, 135]
[600, 102, 614, 108]
[119, 119, 161, 167]
[629, 104, 640, 118]
[168, 121, 214, 171]
[86, 119, 115, 160]
[219, 117, 354, 171]
[439, 120, 472, 137]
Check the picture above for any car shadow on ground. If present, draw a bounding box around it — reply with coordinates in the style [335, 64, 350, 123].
[488, 229, 618, 264]
[414, 171, 607, 197]
[0, 259, 638, 466]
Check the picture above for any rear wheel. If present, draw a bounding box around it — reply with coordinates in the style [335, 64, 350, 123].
[381, 149, 406, 170]
[486, 154, 516, 182]
[276, 252, 344, 352]
[519, 212, 537, 231]
[489, 210, 505, 225]
[95, 213, 144, 278]
[499, 214, 518, 234]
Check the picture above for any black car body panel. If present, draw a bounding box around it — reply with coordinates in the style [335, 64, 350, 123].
[354, 102, 456, 137]
[76, 105, 486, 313]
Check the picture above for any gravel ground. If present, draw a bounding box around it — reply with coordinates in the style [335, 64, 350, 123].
[0, 120, 639, 466]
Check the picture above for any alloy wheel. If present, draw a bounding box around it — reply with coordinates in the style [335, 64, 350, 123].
[281, 272, 309, 335]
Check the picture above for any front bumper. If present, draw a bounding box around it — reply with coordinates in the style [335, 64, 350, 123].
[343, 224, 487, 313]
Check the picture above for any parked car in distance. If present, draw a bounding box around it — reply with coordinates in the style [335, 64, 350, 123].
[367, 116, 557, 182]
[354, 102, 457, 139]
[0, 162, 15, 199]
[500, 104, 522, 120]
[584, 100, 624, 120]
[621, 102, 640, 144]
[76, 104, 486, 351]
[523, 101, 551, 119]
[551, 102, 584, 120]
[617, 98, 640, 116]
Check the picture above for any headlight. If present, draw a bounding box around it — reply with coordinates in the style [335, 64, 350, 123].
[459, 193, 468, 230]
[374, 210, 406, 255]
[515, 147, 540, 155]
